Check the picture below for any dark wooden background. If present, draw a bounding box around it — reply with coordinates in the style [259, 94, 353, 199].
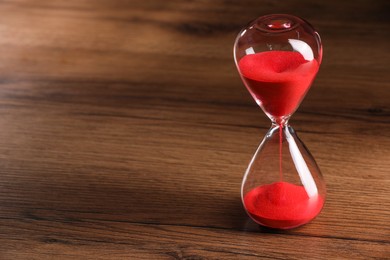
[0, 0, 389, 259]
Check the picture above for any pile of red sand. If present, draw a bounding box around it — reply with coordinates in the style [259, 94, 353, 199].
[238, 51, 319, 117]
[243, 182, 324, 229]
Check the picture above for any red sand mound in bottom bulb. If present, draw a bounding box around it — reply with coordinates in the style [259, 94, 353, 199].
[238, 51, 319, 117]
[243, 182, 324, 229]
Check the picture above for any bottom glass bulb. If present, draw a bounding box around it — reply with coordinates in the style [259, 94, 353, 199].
[241, 123, 326, 229]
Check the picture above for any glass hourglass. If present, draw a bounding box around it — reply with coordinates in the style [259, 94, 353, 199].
[234, 14, 326, 229]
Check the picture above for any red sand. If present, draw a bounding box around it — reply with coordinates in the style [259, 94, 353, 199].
[243, 182, 324, 229]
[238, 51, 319, 117]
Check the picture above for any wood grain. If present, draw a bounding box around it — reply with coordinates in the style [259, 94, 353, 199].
[0, 0, 389, 259]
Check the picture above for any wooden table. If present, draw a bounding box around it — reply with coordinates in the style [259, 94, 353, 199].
[0, 0, 389, 259]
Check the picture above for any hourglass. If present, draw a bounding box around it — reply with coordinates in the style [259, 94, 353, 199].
[234, 14, 326, 229]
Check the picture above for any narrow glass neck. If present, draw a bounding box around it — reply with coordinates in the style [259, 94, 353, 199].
[271, 116, 290, 127]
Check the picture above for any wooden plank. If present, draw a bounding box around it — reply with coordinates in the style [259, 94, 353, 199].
[0, 0, 388, 258]
[0, 220, 388, 259]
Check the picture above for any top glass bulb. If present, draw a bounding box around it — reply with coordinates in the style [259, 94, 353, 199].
[234, 14, 322, 123]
